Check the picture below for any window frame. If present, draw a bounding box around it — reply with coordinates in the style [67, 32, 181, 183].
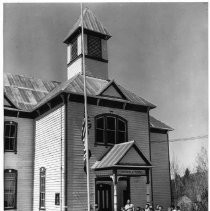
[55, 193, 60, 206]
[4, 169, 18, 210]
[95, 114, 128, 146]
[39, 167, 46, 210]
[4, 121, 18, 153]
[87, 35, 102, 59]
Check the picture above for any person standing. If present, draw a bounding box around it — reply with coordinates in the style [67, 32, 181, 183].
[155, 205, 159, 211]
[171, 205, 176, 211]
[149, 204, 154, 211]
[158, 205, 163, 211]
[124, 199, 134, 211]
[145, 204, 150, 211]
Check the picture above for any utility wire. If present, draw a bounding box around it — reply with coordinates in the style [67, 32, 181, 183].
[170, 135, 208, 142]
[151, 135, 208, 144]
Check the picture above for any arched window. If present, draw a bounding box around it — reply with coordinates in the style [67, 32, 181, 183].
[95, 114, 127, 145]
[4, 169, 17, 209]
[4, 121, 18, 153]
[40, 167, 46, 210]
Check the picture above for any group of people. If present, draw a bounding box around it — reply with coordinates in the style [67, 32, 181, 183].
[121, 200, 181, 211]
[167, 206, 181, 211]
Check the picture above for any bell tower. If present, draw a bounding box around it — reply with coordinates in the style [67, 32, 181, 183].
[63, 8, 111, 80]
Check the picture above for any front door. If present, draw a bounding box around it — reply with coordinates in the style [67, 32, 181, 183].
[96, 184, 112, 211]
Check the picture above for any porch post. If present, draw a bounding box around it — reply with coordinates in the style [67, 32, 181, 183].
[110, 170, 118, 211]
[146, 184, 151, 203]
[146, 169, 151, 204]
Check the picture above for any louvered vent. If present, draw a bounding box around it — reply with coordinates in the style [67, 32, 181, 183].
[87, 35, 102, 58]
[71, 38, 78, 61]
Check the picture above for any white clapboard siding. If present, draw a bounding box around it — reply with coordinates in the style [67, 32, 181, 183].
[4, 117, 34, 211]
[68, 56, 108, 81]
[66, 102, 150, 211]
[33, 106, 65, 211]
[150, 132, 171, 209]
[67, 57, 82, 80]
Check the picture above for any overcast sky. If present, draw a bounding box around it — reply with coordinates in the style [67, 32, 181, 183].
[3, 2, 208, 173]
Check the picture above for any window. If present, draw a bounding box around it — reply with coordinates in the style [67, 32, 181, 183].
[87, 35, 102, 58]
[4, 169, 17, 209]
[95, 114, 127, 145]
[40, 167, 46, 209]
[71, 37, 78, 61]
[55, 193, 60, 205]
[4, 121, 18, 152]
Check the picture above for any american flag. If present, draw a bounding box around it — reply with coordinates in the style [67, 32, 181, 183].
[81, 114, 92, 173]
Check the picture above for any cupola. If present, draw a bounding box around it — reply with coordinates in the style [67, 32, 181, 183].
[64, 8, 111, 80]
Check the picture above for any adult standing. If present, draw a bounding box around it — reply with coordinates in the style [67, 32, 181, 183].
[124, 199, 135, 211]
[145, 204, 150, 211]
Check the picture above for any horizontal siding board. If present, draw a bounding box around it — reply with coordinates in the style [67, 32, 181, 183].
[67, 102, 150, 211]
[150, 132, 171, 209]
[4, 117, 34, 211]
[33, 106, 65, 211]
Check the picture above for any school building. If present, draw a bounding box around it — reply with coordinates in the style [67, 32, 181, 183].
[4, 8, 173, 211]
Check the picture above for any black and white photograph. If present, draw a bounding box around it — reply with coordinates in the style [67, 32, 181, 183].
[3, 2, 208, 211]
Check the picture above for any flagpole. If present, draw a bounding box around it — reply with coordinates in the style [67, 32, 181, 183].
[81, 3, 91, 211]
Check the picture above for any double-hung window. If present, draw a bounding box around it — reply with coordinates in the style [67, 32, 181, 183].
[95, 114, 127, 145]
[4, 169, 17, 209]
[40, 167, 46, 209]
[4, 121, 18, 153]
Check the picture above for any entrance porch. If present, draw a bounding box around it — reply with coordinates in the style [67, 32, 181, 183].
[92, 141, 153, 211]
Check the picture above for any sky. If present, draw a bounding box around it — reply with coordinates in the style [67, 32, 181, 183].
[3, 2, 208, 174]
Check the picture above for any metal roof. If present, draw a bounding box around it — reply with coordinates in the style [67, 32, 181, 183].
[64, 7, 111, 43]
[34, 74, 156, 110]
[92, 140, 152, 170]
[4, 73, 60, 111]
[4, 73, 156, 112]
[150, 116, 173, 131]
[4, 73, 173, 131]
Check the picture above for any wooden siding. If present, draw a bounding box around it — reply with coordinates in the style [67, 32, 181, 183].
[130, 177, 147, 208]
[150, 132, 171, 209]
[85, 57, 108, 80]
[4, 117, 34, 211]
[33, 106, 65, 211]
[67, 58, 82, 80]
[119, 147, 147, 165]
[66, 101, 150, 211]
[68, 56, 108, 81]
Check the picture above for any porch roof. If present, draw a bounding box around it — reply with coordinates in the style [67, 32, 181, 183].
[92, 140, 152, 171]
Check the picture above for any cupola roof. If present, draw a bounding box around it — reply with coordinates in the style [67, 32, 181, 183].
[64, 7, 111, 44]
